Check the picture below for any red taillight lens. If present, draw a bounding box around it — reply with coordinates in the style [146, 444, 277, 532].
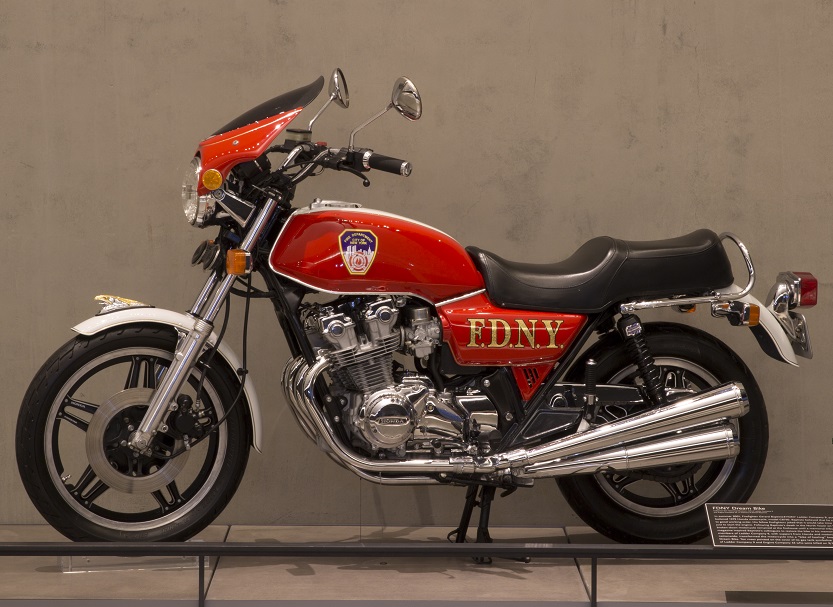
[794, 271, 818, 307]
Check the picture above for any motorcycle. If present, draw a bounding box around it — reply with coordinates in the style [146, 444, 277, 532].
[16, 69, 817, 544]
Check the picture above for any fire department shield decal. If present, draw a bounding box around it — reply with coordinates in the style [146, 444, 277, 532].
[339, 230, 377, 275]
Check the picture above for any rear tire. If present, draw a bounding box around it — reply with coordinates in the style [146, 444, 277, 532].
[557, 323, 768, 543]
[16, 324, 250, 541]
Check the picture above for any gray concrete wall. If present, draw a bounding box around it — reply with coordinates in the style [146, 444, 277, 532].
[1, 0, 831, 528]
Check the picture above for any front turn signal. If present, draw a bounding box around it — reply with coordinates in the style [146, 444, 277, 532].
[202, 169, 224, 191]
[226, 249, 252, 275]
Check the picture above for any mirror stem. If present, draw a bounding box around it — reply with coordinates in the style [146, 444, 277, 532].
[307, 94, 335, 131]
[348, 103, 393, 151]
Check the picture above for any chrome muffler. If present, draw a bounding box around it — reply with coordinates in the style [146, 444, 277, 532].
[504, 381, 748, 473]
[283, 356, 748, 480]
[517, 424, 739, 477]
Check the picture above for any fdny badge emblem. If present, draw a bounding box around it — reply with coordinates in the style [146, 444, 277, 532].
[339, 230, 377, 275]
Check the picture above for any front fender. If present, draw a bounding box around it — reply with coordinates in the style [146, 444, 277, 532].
[73, 307, 263, 452]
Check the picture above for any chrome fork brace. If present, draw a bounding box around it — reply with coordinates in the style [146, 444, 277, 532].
[128, 197, 280, 452]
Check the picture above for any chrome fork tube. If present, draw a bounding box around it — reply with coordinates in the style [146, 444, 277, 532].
[190, 273, 221, 317]
[128, 198, 280, 452]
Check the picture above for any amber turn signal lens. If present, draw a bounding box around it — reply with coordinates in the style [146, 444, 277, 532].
[202, 169, 224, 191]
[747, 304, 760, 327]
[226, 249, 252, 275]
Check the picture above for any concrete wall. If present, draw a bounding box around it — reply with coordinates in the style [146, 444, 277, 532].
[1, 0, 831, 529]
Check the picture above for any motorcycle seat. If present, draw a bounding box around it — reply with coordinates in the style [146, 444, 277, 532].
[466, 229, 734, 313]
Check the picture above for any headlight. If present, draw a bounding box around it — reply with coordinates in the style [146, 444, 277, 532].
[181, 156, 215, 226]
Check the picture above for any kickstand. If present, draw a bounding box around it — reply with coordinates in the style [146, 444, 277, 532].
[447, 484, 530, 565]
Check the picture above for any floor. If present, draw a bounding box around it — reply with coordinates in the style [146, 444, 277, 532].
[1, 525, 832, 606]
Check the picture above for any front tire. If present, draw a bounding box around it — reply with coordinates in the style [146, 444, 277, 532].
[16, 324, 250, 541]
[557, 323, 768, 543]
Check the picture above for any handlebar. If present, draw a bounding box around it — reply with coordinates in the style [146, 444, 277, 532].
[262, 143, 412, 191]
[360, 150, 412, 176]
[321, 147, 412, 177]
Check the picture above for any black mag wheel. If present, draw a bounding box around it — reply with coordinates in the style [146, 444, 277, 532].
[557, 323, 768, 543]
[16, 324, 250, 541]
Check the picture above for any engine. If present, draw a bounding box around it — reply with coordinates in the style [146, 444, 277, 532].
[302, 296, 498, 459]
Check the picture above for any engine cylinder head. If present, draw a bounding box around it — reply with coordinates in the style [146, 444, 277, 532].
[319, 311, 359, 351]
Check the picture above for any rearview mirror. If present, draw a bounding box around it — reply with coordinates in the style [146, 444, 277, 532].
[348, 75, 422, 150]
[391, 77, 421, 121]
[308, 67, 350, 130]
[330, 68, 349, 109]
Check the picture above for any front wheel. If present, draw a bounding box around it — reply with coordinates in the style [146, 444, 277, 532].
[557, 323, 768, 543]
[16, 324, 250, 541]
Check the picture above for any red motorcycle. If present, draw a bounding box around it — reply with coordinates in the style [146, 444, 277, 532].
[17, 70, 817, 544]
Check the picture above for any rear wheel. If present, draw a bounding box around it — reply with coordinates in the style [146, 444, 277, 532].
[557, 324, 768, 543]
[16, 324, 250, 541]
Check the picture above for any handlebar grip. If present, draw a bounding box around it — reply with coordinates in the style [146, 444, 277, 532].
[364, 151, 413, 176]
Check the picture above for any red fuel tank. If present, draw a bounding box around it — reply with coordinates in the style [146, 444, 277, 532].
[269, 205, 485, 303]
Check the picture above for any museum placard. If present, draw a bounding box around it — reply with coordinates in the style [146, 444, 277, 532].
[707, 504, 833, 547]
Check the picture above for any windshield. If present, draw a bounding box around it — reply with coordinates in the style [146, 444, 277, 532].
[211, 76, 324, 137]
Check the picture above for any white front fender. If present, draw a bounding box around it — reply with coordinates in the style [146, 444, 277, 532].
[73, 308, 263, 452]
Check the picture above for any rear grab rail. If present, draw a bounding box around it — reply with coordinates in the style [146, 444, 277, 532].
[619, 232, 754, 314]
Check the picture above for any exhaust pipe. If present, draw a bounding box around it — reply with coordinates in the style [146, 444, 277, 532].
[282, 356, 442, 485]
[281, 357, 318, 444]
[518, 425, 739, 477]
[284, 356, 749, 479]
[502, 381, 748, 471]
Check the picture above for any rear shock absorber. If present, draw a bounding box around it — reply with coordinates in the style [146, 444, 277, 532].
[617, 314, 667, 406]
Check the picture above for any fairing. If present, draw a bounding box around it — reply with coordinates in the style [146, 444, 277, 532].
[211, 77, 324, 137]
[196, 77, 325, 189]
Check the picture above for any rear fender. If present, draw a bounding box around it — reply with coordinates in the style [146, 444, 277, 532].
[739, 292, 799, 367]
[72, 307, 263, 452]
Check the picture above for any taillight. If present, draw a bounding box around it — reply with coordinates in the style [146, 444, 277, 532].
[768, 271, 818, 313]
[793, 272, 818, 307]
[765, 271, 815, 360]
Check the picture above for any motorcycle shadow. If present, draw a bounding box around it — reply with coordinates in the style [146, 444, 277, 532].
[235, 526, 572, 579]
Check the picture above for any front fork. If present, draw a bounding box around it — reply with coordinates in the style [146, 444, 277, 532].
[128, 197, 280, 452]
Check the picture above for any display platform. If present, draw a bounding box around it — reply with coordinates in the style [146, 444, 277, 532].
[1, 524, 832, 606]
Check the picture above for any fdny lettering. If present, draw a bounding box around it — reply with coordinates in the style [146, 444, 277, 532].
[466, 318, 564, 349]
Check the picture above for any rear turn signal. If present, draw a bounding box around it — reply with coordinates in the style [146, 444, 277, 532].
[711, 301, 759, 327]
[226, 249, 252, 275]
[747, 303, 760, 326]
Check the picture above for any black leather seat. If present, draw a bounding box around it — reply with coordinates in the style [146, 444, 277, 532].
[466, 229, 734, 313]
